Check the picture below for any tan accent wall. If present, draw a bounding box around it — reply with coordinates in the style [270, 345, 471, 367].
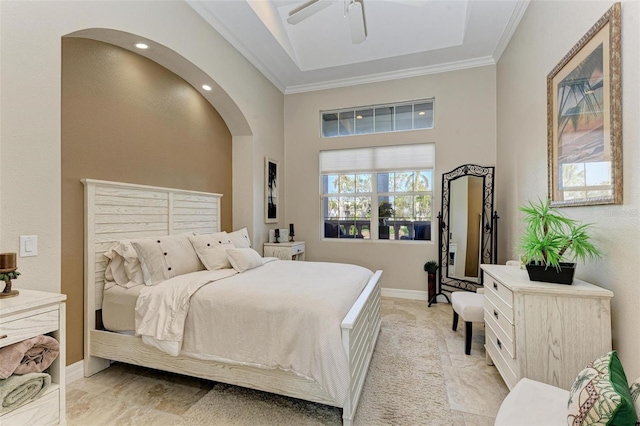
[61, 38, 232, 364]
[497, 0, 640, 378]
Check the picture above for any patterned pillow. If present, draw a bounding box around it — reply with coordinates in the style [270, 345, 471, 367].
[188, 232, 234, 270]
[630, 377, 640, 425]
[567, 351, 637, 425]
[228, 227, 251, 249]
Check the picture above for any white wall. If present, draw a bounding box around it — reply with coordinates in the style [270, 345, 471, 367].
[497, 0, 640, 379]
[284, 66, 497, 294]
[0, 1, 284, 292]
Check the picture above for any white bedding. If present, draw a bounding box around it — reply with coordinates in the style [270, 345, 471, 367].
[135, 260, 372, 405]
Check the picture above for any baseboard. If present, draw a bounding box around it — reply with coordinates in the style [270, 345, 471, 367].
[381, 287, 450, 303]
[381, 288, 427, 300]
[66, 360, 84, 384]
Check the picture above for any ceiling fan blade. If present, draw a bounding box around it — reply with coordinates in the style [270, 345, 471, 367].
[347, 0, 367, 44]
[287, 0, 335, 25]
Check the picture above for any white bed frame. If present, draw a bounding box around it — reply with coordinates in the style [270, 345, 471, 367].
[82, 179, 382, 425]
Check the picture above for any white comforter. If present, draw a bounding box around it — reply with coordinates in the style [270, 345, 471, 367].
[135, 260, 373, 405]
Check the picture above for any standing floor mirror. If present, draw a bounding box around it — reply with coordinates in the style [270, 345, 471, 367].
[430, 165, 498, 305]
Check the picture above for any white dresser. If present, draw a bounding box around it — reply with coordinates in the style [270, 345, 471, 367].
[263, 241, 305, 261]
[0, 290, 66, 426]
[481, 264, 612, 391]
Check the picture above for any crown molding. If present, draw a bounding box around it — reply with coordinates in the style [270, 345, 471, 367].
[493, 0, 530, 62]
[284, 56, 496, 94]
[186, 0, 287, 93]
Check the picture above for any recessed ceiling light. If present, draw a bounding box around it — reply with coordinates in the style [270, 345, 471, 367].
[356, 115, 363, 120]
[134, 43, 149, 50]
[202, 85, 212, 91]
[418, 111, 426, 116]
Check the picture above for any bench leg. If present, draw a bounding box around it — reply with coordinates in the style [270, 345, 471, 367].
[465, 321, 473, 355]
[452, 311, 459, 331]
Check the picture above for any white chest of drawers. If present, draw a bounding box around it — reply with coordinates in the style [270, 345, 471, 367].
[0, 290, 66, 426]
[263, 241, 305, 261]
[481, 264, 613, 391]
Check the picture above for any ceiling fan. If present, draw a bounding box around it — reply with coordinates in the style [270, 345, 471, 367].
[286, 0, 367, 44]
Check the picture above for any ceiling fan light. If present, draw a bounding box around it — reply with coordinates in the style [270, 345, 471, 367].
[347, 1, 367, 44]
[287, 0, 335, 25]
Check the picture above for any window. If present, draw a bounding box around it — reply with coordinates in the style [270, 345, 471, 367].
[320, 144, 434, 241]
[321, 99, 434, 138]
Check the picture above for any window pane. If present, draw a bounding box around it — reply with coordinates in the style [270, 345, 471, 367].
[394, 172, 414, 192]
[393, 195, 413, 220]
[326, 197, 339, 218]
[377, 172, 392, 193]
[325, 174, 339, 194]
[414, 195, 432, 220]
[356, 174, 372, 193]
[355, 109, 374, 135]
[414, 102, 434, 129]
[417, 171, 432, 191]
[322, 113, 339, 137]
[395, 104, 412, 131]
[340, 197, 356, 219]
[339, 175, 356, 193]
[356, 196, 371, 219]
[338, 111, 355, 136]
[374, 107, 393, 133]
[378, 196, 395, 219]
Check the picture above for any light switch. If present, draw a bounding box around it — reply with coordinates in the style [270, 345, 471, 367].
[20, 235, 37, 257]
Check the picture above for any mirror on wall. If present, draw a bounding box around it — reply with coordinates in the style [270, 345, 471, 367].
[429, 165, 498, 305]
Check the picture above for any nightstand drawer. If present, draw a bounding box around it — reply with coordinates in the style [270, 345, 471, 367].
[0, 308, 59, 348]
[291, 245, 304, 255]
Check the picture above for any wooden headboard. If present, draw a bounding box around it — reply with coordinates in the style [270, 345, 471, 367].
[82, 179, 222, 313]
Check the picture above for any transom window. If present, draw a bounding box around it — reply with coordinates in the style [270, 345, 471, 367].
[320, 144, 434, 241]
[321, 99, 434, 138]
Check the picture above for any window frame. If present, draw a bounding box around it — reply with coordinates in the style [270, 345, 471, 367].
[320, 170, 434, 243]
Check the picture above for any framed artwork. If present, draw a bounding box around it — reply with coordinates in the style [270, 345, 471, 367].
[547, 3, 622, 207]
[265, 157, 278, 223]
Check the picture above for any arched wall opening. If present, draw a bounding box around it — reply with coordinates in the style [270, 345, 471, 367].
[61, 29, 255, 364]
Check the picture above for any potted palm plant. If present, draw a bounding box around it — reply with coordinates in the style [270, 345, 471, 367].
[518, 199, 601, 284]
[423, 260, 439, 301]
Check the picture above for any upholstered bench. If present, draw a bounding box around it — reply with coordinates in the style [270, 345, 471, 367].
[451, 288, 484, 355]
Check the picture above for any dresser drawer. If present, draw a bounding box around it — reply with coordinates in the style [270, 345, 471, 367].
[0, 308, 59, 348]
[486, 341, 518, 390]
[484, 285, 513, 323]
[485, 275, 513, 306]
[0, 386, 59, 426]
[484, 303, 514, 342]
[485, 318, 515, 362]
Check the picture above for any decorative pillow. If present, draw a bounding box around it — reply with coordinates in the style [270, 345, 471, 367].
[567, 351, 637, 426]
[228, 227, 251, 249]
[630, 377, 640, 424]
[226, 248, 263, 273]
[188, 232, 234, 270]
[103, 240, 144, 288]
[131, 233, 204, 285]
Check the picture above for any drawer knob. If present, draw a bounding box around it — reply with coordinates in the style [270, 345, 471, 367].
[493, 310, 499, 319]
[493, 282, 498, 290]
[0, 334, 7, 340]
[497, 338, 502, 350]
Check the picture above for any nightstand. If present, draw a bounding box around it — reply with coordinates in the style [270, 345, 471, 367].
[0, 289, 66, 425]
[264, 241, 305, 261]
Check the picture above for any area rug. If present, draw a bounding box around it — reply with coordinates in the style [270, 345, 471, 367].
[180, 318, 452, 425]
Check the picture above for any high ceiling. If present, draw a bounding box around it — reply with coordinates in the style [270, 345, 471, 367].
[188, 0, 529, 93]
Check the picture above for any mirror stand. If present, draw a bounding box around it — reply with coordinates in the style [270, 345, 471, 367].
[428, 164, 498, 307]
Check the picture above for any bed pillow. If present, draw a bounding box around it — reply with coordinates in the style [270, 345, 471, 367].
[226, 248, 263, 273]
[630, 377, 640, 424]
[188, 232, 234, 270]
[131, 233, 204, 285]
[103, 240, 144, 288]
[567, 351, 637, 426]
[228, 227, 251, 249]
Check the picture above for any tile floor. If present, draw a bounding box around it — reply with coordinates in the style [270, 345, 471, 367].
[66, 297, 508, 425]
